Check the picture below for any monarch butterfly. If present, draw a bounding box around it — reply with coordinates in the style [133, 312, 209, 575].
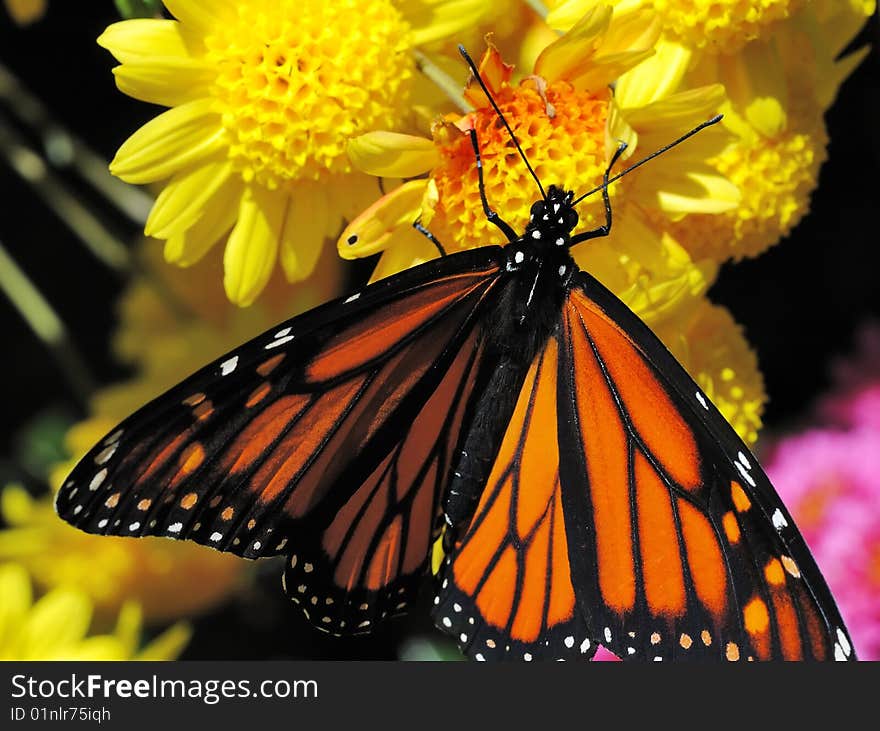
[56, 46, 854, 662]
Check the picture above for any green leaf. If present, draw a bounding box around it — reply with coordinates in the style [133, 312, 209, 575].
[114, 0, 164, 19]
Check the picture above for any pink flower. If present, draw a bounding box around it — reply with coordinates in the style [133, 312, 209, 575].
[765, 429, 880, 660]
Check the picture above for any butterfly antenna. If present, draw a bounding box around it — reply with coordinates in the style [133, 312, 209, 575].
[458, 45, 547, 201]
[571, 114, 723, 206]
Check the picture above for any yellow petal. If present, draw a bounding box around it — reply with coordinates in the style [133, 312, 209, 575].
[347, 132, 438, 178]
[370, 232, 440, 282]
[547, 0, 645, 31]
[64, 637, 128, 661]
[162, 0, 236, 35]
[570, 48, 656, 93]
[97, 19, 198, 63]
[223, 185, 283, 306]
[334, 172, 386, 223]
[534, 4, 613, 83]
[623, 85, 726, 132]
[616, 40, 692, 108]
[110, 98, 225, 184]
[113, 602, 143, 657]
[606, 102, 638, 161]
[0, 564, 31, 653]
[638, 166, 741, 214]
[717, 41, 788, 138]
[146, 157, 235, 238]
[598, 6, 662, 56]
[135, 622, 192, 661]
[339, 179, 427, 259]
[21, 588, 91, 659]
[112, 61, 215, 107]
[163, 176, 242, 266]
[280, 184, 330, 282]
[400, 0, 489, 46]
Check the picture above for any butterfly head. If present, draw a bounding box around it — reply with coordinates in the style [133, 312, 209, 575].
[524, 185, 579, 248]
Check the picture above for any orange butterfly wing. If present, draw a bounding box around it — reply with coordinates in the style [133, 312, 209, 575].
[434, 338, 593, 660]
[556, 275, 853, 661]
[57, 251, 503, 633]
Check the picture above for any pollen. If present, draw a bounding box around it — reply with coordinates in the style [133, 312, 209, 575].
[653, 0, 804, 55]
[429, 80, 616, 250]
[205, 0, 414, 188]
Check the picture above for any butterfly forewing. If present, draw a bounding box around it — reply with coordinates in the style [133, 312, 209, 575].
[57, 249, 505, 632]
[554, 272, 854, 661]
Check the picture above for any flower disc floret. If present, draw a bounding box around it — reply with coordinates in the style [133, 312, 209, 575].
[430, 81, 615, 250]
[206, 0, 414, 187]
[653, 0, 803, 54]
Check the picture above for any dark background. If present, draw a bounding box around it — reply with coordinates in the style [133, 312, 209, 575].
[0, 4, 877, 659]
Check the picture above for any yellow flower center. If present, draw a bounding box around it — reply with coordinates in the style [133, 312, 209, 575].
[205, 0, 414, 187]
[652, 0, 803, 55]
[664, 116, 827, 261]
[429, 81, 615, 250]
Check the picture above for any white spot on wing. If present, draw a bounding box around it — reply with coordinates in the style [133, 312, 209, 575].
[168, 522, 183, 533]
[837, 628, 852, 657]
[580, 638, 590, 654]
[220, 356, 239, 375]
[564, 636, 574, 648]
[531, 230, 541, 239]
[771, 509, 788, 531]
[695, 391, 708, 410]
[604, 627, 612, 643]
[345, 293, 361, 303]
[129, 522, 140, 531]
[89, 469, 107, 491]
[210, 531, 223, 542]
[737, 451, 751, 469]
[735, 461, 757, 487]
[514, 250, 525, 264]
[266, 336, 293, 349]
[275, 327, 292, 338]
[103, 429, 123, 445]
[834, 643, 847, 661]
[95, 444, 117, 465]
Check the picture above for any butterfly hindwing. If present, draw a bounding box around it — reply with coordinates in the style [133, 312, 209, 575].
[434, 337, 594, 661]
[56, 249, 505, 633]
[555, 272, 854, 661]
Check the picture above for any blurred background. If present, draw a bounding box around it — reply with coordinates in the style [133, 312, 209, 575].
[0, 3, 878, 660]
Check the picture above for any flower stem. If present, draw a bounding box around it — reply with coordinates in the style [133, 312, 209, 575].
[0, 242, 95, 403]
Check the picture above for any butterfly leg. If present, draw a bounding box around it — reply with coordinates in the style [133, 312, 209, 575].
[412, 217, 447, 257]
[569, 141, 628, 246]
[468, 128, 519, 242]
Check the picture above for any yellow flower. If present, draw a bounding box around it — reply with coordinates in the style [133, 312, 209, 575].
[548, 0, 802, 55]
[102, 0, 491, 305]
[3, 0, 45, 25]
[0, 563, 190, 660]
[342, 9, 736, 325]
[661, 1, 874, 260]
[338, 7, 766, 441]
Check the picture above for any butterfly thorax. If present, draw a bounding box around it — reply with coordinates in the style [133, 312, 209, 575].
[493, 185, 579, 352]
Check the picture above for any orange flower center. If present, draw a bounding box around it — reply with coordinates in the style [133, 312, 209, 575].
[428, 81, 617, 251]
